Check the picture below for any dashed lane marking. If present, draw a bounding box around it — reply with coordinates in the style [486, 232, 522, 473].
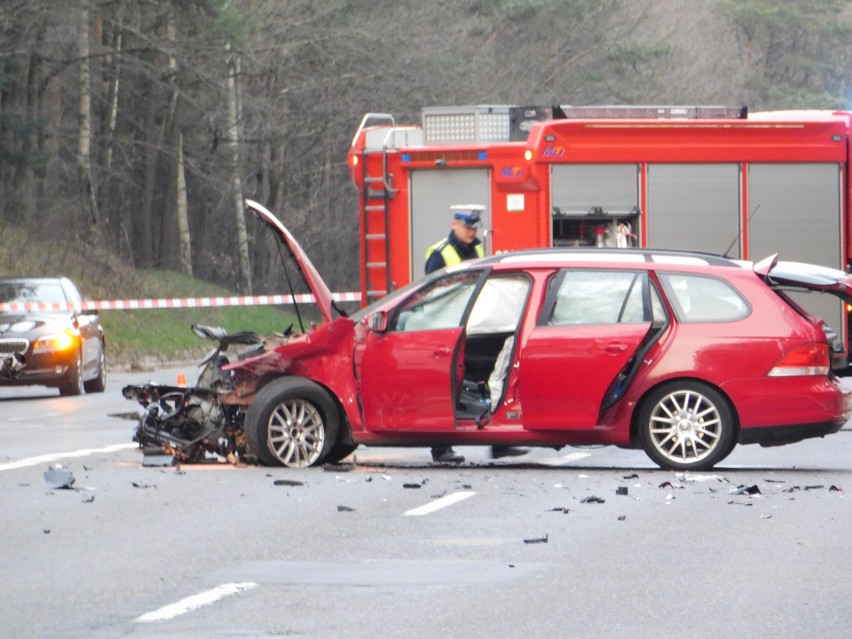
[0, 443, 138, 472]
[134, 582, 258, 623]
[403, 490, 477, 517]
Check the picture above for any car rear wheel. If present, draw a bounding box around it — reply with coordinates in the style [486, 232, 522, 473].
[638, 381, 736, 471]
[244, 377, 339, 468]
[59, 348, 84, 397]
[83, 342, 107, 393]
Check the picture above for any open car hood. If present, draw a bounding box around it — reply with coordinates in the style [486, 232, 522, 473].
[754, 254, 852, 302]
[245, 199, 335, 324]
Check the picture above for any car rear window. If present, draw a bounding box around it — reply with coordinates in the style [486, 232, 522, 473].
[658, 273, 750, 322]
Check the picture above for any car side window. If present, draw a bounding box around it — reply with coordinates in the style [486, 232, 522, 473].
[547, 270, 653, 326]
[393, 271, 481, 332]
[658, 273, 750, 322]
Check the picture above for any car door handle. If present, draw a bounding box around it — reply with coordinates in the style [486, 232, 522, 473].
[605, 342, 629, 353]
[432, 346, 451, 357]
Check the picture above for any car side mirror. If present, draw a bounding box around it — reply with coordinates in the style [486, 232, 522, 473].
[367, 311, 388, 332]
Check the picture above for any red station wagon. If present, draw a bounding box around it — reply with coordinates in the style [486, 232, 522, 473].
[227, 201, 852, 471]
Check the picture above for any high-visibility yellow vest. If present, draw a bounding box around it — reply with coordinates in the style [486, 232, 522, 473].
[425, 239, 484, 267]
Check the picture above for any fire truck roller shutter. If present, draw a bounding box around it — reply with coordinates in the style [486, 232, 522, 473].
[747, 163, 845, 356]
[645, 163, 740, 257]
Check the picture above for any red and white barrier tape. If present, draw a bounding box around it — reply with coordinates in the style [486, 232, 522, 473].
[0, 292, 361, 313]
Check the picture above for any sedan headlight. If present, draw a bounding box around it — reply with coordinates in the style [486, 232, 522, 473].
[32, 330, 78, 353]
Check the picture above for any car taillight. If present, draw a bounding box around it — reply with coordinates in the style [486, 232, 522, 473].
[768, 343, 830, 377]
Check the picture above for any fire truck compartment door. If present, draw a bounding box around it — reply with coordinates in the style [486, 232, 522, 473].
[410, 169, 490, 278]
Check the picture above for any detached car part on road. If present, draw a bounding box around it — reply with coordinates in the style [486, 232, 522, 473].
[126, 200, 852, 471]
[0, 277, 106, 396]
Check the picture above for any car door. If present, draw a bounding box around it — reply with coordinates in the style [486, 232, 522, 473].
[519, 269, 656, 430]
[359, 270, 484, 431]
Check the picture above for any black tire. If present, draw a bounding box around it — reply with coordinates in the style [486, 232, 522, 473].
[83, 341, 107, 393]
[59, 348, 84, 397]
[637, 381, 736, 471]
[322, 441, 359, 465]
[244, 377, 339, 468]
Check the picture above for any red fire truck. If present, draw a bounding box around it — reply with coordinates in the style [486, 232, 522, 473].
[348, 105, 851, 365]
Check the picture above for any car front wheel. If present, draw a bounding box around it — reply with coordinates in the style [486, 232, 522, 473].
[59, 348, 84, 396]
[637, 381, 736, 471]
[244, 377, 339, 468]
[84, 341, 107, 393]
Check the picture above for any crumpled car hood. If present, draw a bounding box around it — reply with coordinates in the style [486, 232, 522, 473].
[225, 317, 355, 377]
[244, 199, 336, 324]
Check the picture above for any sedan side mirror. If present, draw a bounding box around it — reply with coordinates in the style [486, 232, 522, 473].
[367, 311, 388, 332]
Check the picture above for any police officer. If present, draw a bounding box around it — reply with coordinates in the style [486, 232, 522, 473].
[424, 204, 485, 275]
[424, 204, 526, 464]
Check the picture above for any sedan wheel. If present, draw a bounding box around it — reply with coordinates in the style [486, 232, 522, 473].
[638, 381, 736, 471]
[59, 348, 84, 397]
[244, 377, 339, 468]
[83, 342, 107, 393]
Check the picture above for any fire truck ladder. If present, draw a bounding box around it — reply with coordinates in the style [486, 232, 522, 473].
[354, 113, 397, 302]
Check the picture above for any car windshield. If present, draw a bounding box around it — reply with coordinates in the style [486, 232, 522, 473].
[0, 281, 66, 304]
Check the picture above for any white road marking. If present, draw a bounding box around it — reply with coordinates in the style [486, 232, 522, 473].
[134, 582, 258, 623]
[403, 490, 477, 516]
[0, 443, 138, 472]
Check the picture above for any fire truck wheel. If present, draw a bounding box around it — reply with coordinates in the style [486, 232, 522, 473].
[637, 381, 736, 471]
[245, 376, 339, 468]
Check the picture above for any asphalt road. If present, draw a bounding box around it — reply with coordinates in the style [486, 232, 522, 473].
[1, 369, 850, 639]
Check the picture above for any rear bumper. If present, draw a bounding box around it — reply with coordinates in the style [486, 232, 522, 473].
[739, 420, 845, 447]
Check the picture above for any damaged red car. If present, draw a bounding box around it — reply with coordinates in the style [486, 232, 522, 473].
[210, 200, 852, 471]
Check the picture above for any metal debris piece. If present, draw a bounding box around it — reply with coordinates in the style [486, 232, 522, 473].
[549, 507, 571, 514]
[402, 482, 422, 489]
[658, 481, 674, 489]
[323, 461, 355, 472]
[523, 534, 548, 544]
[730, 484, 761, 495]
[618, 515, 626, 521]
[830, 485, 843, 492]
[109, 411, 144, 421]
[781, 484, 827, 492]
[337, 505, 355, 512]
[131, 481, 155, 489]
[83, 495, 95, 504]
[273, 479, 305, 487]
[616, 486, 628, 496]
[142, 453, 174, 467]
[727, 500, 754, 506]
[623, 473, 639, 479]
[44, 466, 75, 490]
[580, 495, 605, 504]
